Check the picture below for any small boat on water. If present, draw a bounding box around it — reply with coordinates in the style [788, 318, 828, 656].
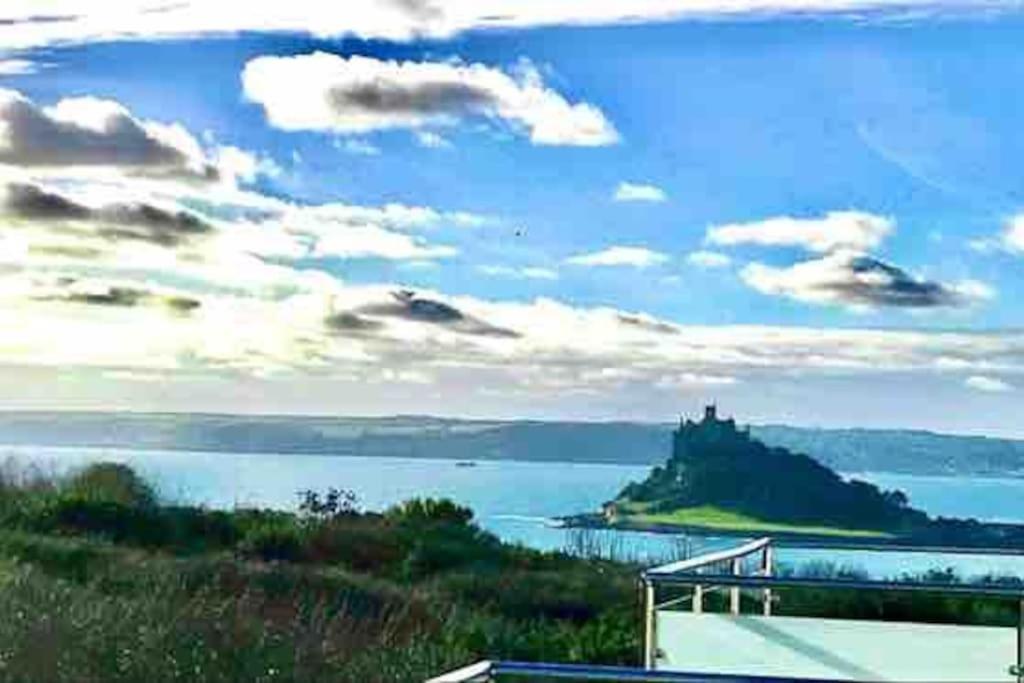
[455, 461, 479, 468]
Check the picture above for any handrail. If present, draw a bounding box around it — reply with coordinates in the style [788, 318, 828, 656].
[645, 571, 1024, 598]
[425, 660, 851, 683]
[647, 537, 772, 576]
[771, 540, 1024, 556]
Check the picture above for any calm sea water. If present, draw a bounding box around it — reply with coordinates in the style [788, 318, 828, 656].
[5, 444, 1024, 579]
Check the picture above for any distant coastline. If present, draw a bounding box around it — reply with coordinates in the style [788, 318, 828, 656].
[1, 411, 1024, 478]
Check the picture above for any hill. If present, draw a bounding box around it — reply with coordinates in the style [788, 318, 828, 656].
[1, 411, 1024, 477]
[750, 424, 1024, 477]
[613, 406, 928, 536]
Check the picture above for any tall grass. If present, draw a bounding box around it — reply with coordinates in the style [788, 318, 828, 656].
[563, 526, 694, 565]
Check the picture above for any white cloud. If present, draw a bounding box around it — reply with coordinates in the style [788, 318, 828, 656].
[214, 145, 281, 183]
[478, 264, 559, 280]
[310, 224, 457, 261]
[566, 246, 669, 268]
[741, 250, 993, 310]
[613, 182, 667, 203]
[707, 211, 893, 254]
[965, 375, 1014, 393]
[241, 52, 618, 147]
[967, 216, 1024, 255]
[335, 138, 382, 156]
[415, 131, 453, 149]
[710, 210, 994, 313]
[0, 2, 1003, 52]
[0, 59, 38, 75]
[281, 202, 488, 232]
[655, 373, 739, 389]
[686, 250, 731, 269]
[1003, 214, 1024, 253]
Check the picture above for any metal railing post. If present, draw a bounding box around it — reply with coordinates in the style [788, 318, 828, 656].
[692, 584, 703, 614]
[1016, 598, 1024, 683]
[730, 558, 741, 615]
[643, 578, 656, 669]
[762, 545, 773, 617]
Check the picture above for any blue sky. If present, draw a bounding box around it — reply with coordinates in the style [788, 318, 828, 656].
[1, 2, 1023, 433]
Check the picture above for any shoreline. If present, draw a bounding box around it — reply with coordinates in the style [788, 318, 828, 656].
[4, 442, 1024, 480]
[559, 512, 1024, 551]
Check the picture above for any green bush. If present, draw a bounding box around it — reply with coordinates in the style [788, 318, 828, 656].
[238, 520, 304, 562]
[302, 516, 404, 571]
[385, 498, 473, 527]
[63, 463, 157, 508]
[47, 497, 163, 544]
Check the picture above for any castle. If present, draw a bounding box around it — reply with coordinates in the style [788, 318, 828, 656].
[673, 404, 750, 458]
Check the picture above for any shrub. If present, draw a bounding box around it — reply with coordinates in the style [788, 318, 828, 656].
[385, 498, 473, 527]
[63, 462, 157, 509]
[298, 488, 360, 521]
[48, 497, 167, 545]
[302, 516, 404, 571]
[238, 520, 304, 562]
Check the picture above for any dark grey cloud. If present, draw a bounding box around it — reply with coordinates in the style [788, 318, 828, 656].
[742, 252, 990, 310]
[28, 244, 104, 259]
[387, 0, 444, 22]
[325, 311, 384, 334]
[36, 281, 201, 313]
[3, 183, 213, 248]
[4, 183, 92, 220]
[843, 256, 962, 308]
[360, 290, 520, 338]
[617, 313, 679, 335]
[96, 203, 212, 247]
[328, 80, 494, 117]
[62, 286, 147, 307]
[0, 90, 216, 179]
[0, 15, 76, 27]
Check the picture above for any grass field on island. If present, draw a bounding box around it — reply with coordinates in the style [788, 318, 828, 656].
[622, 504, 892, 539]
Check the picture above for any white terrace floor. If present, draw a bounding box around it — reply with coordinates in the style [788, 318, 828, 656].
[656, 602, 1018, 681]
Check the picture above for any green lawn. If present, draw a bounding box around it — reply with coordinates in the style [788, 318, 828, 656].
[623, 505, 892, 539]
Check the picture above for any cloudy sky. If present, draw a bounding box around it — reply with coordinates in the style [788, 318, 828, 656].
[1, 1, 1024, 434]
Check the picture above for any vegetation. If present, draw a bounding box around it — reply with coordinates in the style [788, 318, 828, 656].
[2, 457, 1020, 682]
[0, 460, 641, 683]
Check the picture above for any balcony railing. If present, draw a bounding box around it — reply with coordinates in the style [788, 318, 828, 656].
[429, 538, 1024, 683]
[642, 538, 1024, 682]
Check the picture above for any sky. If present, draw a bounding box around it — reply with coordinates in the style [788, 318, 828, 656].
[1, 1, 1024, 434]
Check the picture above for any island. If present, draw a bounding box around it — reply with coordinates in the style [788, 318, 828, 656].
[566, 406, 1024, 548]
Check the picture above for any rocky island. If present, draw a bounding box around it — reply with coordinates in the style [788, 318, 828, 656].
[567, 406, 1024, 548]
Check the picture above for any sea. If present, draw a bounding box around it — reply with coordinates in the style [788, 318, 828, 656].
[5, 444, 1024, 581]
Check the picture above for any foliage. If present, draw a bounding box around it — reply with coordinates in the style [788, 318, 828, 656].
[238, 518, 305, 561]
[63, 462, 158, 508]
[298, 488, 359, 521]
[385, 498, 474, 527]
